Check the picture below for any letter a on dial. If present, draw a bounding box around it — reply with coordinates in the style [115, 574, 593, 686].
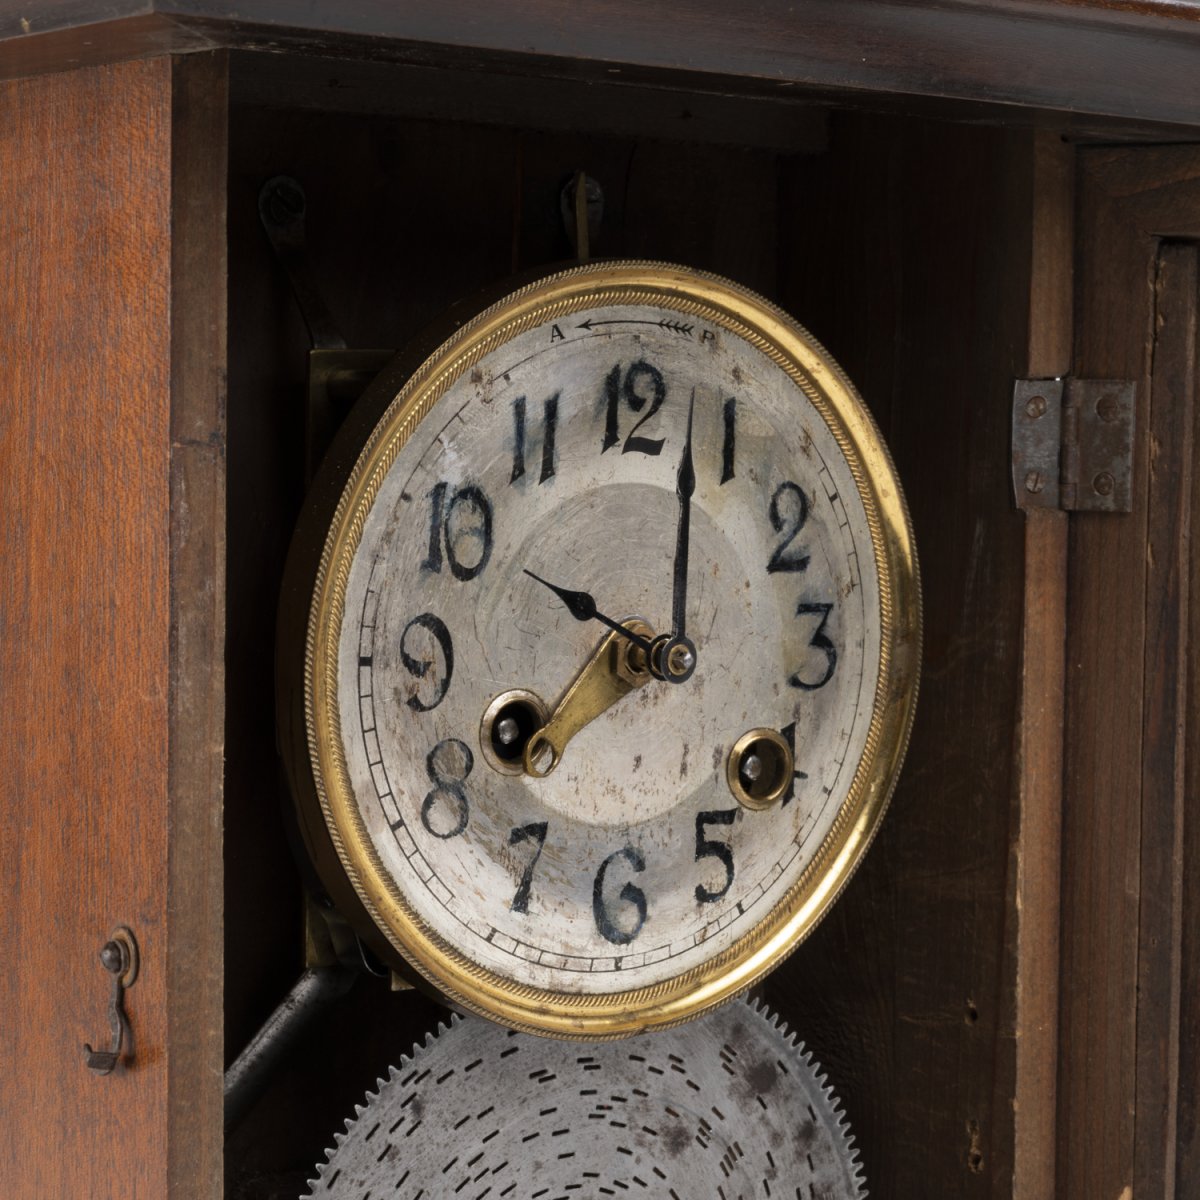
[280, 261, 921, 1039]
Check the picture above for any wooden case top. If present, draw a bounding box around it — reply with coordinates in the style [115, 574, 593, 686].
[2, 1, 1200, 126]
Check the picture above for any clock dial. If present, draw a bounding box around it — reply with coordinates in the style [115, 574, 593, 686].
[284, 262, 920, 1038]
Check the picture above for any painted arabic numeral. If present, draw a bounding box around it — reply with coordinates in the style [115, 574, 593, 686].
[421, 480, 448, 573]
[593, 846, 647, 945]
[790, 602, 837, 690]
[601, 364, 621, 452]
[398, 612, 454, 712]
[509, 821, 549, 914]
[422, 482, 494, 581]
[694, 809, 738, 903]
[778, 720, 809, 807]
[420, 738, 473, 839]
[766, 481, 811, 573]
[600, 360, 667, 457]
[511, 392, 559, 485]
[720, 396, 737, 485]
[510, 395, 525, 481]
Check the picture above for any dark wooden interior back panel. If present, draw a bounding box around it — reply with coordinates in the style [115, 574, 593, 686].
[221, 102, 784, 1195]
[768, 115, 1036, 1200]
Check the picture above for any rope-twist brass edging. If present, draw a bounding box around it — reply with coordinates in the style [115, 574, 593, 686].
[301, 262, 921, 1034]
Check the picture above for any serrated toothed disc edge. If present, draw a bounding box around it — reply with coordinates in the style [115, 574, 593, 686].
[300, 1003, 864, 1200]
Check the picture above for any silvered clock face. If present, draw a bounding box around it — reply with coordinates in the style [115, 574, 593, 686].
[290, 262, 920, 1038]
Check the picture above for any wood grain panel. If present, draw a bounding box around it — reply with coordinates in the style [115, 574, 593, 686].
[1133, 237, 1195, 1200]
[1179, 242, 1200, 1200]
[1060, 151, 1153, 1200]
[1060, 145, 1200, 1200]
[229, 52, 830, 154]
[1010, 507, 1067, 1199]
[0, 52, 228, 1198]
[0, 57, 173, 1199]
[167, 51, 227, 1200]
[1010, 130, 1072, 1200]
[5, 2, 1200, 128]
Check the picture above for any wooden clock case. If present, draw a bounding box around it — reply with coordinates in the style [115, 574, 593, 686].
[3, 4, 1200, 1197]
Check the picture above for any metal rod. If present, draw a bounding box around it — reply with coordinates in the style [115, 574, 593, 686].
[224, 965, 357, 1134]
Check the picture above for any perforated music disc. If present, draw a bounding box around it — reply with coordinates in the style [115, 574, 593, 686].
[304, 999, 866, 1199]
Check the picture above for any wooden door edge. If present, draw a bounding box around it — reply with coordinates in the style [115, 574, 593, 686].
[1010, 128, 1072, 1200]
[166, 49, 229, 1200]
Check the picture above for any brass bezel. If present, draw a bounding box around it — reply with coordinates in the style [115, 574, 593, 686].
[727, 727, 795, 811]
[301, 261, 921, 1039]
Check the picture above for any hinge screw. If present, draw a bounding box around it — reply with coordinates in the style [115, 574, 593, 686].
[1093, 471, 1115, 497]
[1024, 394, 1048, 419]
[1024, 470, 1045, 495]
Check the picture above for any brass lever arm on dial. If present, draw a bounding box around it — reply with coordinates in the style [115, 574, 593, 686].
[524, 620, 654, 778]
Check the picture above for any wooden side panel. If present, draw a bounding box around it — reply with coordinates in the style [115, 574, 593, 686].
[1060, 147, 1200, 1200]
[1134, 239, 1195, 1200]
[0, 58, 173, 1199]
[1060, 156, 1151, 1200]
[1180, 244, 1200, 1200]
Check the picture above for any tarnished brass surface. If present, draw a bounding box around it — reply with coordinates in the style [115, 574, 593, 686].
[479, 688, 551, 777]
[727, 727, 796, 810]
[524, 621, 653, 778]
[291, 261, 922, 1039]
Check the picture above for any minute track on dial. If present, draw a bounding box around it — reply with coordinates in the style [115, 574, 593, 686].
[280, 259, 920, 1039]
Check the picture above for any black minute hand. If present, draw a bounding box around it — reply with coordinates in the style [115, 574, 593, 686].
[671, 390, 696, 637]
[523, 570, 655, 654]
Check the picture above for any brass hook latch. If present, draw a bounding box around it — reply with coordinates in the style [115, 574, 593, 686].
[83, 926, 139, 1075]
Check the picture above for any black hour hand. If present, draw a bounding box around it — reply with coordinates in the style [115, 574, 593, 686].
[523, 570, 654, 654]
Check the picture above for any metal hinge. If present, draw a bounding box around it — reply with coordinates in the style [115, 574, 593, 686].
[1011, 378, 1135, 512]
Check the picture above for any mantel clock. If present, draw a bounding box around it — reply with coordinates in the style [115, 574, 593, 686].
[277, 261, 921, 1039]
